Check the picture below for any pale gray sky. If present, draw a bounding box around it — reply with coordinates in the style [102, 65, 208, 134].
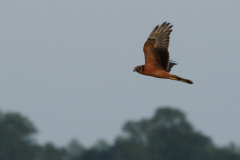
[0, 0, 240, 147]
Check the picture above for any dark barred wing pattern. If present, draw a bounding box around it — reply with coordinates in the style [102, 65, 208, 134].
[148, 22, 173, 49]
[147, 22, 173, 71]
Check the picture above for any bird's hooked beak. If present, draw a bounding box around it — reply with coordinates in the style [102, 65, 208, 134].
[133, 67, 137, 72]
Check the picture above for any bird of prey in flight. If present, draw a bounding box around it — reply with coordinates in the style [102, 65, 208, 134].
[133, 22, 193, 84]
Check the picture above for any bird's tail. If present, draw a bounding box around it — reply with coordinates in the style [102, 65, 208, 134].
[170, 75, 193, 84]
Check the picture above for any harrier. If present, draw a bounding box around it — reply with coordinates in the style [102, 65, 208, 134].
[133, 22, 193, 84]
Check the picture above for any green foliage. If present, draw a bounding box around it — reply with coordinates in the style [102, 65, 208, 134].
[111, 138, 148, 160]
[38, 143, 67, 160]
[108, 107, 240, 160]
[76, 148, 112, 160]
[73, 139, 112, 160]
[0, 111, 67, 160]
[1, 107, 240, 160]
[0, 111, 37, 160]
[67, 138, 85, 159]
[92, 139, 109, 152]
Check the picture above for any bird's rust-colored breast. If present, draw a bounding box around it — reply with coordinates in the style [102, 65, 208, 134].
[139, 66, 170, 79]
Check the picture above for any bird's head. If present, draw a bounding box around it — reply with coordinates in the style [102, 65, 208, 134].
[133, 65, 144, 73]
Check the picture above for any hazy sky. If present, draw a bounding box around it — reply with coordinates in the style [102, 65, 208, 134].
[0, 0, 240, 147]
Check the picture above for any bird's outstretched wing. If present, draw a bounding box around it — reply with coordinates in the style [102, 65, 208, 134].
[143, 22, 173, 71]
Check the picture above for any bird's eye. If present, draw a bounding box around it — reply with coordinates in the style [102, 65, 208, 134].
[137, 67, 141, 72]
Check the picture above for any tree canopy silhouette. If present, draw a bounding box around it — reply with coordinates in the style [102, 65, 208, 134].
[1, 107, 240, 160]
[0, 111, 37, 160]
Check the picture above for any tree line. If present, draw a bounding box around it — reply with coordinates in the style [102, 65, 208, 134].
[0, 107, 240, 160]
